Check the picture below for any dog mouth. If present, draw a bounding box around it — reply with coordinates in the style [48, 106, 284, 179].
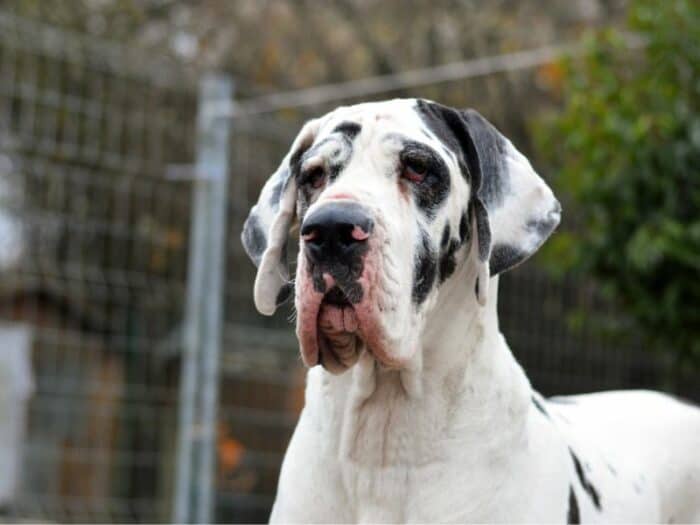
[296, 241, 403, 374]
[316, 286, 363, 374]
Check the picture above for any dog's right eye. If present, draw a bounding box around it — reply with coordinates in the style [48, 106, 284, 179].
[402, 159, 427, 183]
[301, 166, 326, 189]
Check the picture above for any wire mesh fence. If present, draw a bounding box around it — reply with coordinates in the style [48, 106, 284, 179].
[0, 10, 198, 523]
[0, 9, 697, 525]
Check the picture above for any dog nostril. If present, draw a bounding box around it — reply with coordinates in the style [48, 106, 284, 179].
[350, 225, 370, 241]
[337, 223, 364, 247]
[301, 228, 319, 243]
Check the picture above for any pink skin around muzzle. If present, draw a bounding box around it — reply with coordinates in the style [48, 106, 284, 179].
[295, 235, 403, 373]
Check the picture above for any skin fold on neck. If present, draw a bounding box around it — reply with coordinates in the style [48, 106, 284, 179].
[306, 260, 533, 470]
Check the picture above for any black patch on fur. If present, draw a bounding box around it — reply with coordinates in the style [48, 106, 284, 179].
[568, 485, 580, 524]
[460, 109, 509, 209]
[328, 157, 347, 182]
[241, 213, 267, 266]
[412, 227, 437, 304]
[473, 199, 491, 263]
[439, 238, 460, 283]
[297, 124, 361, 187]
[291, 135, 319, 213]
[416, 100, 538, 277]
[459, 210, 470, 245]
[333, 121, 361, 140]
[490, 243, 527, 275]
[399, 140, 450, 219]
[415, 99, 510, 208]
[415, 100, 466, 171]
[570, 449, 601, 510]
[531, 396, 551, 419]
[290, 139, 312, 179]
[441, 224, 450, 249]
[439, 224, 460, 283]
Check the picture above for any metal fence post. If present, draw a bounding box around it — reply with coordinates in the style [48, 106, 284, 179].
[174, 73, 233, 524]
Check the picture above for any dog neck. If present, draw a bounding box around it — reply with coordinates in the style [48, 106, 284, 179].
[307, 260, 532, 470]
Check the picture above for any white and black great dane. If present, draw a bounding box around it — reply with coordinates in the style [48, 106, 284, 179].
[241, 99, 700, 523]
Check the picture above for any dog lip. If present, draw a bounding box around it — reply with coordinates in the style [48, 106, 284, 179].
[315, 300, 362, 374]
[322, 286, 351, 306]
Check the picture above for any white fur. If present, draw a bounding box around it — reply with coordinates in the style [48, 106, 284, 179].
[272, 270, 700, 523]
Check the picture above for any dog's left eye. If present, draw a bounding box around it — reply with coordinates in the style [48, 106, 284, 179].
[302, 166, 326, 189]
[401, 159, 427, 183]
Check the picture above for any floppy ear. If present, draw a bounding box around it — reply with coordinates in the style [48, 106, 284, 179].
[417, 101, 561, 304]
[241, 119, 320, 315]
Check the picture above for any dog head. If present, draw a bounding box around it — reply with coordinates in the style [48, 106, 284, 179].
[242, 99, 560, 374]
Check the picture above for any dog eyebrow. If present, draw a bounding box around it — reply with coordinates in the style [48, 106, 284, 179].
[298, 137, 339, 166]
[333, 121, 362, 139]
[381, 131, 424, 147]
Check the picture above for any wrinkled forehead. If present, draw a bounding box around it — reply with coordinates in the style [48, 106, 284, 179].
[313, 98, 452, 158]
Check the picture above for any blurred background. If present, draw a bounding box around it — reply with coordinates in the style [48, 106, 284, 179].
[0, 0, 697, 522]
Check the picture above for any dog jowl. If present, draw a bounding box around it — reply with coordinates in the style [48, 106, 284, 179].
[241, 99, 561, 374]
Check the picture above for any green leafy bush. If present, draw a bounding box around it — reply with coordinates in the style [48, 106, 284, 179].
[535, 0, 700, 370]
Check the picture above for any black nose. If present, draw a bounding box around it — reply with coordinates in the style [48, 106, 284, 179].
[300, 202, 374, 264]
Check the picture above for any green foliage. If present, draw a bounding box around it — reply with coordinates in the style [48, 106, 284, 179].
[535, 0, 700, 370]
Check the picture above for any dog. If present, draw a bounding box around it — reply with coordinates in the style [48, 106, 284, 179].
[241, 99, 700, 523]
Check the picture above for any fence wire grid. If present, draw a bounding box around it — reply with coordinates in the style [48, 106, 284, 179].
[0, 10, 697, 525]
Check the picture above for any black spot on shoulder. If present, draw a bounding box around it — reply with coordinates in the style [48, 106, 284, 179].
[570, 449, 601, 510]
[532, 395, 551, 419]
[568, 485, 580, 524]
[412, 227, 437, 305]
[333, 121, 361, 139]
[241, 213, 267, 266]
